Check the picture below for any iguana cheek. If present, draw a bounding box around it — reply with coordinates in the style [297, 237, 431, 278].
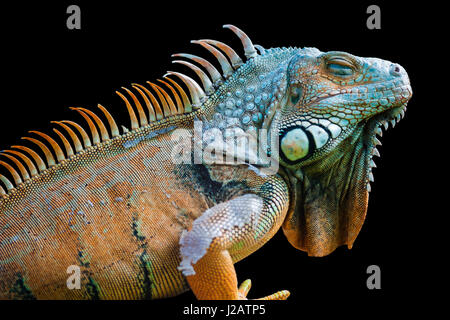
[308, 125, 329, 149]
[280, 128, 309, 161]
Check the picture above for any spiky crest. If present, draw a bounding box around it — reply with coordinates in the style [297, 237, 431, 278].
[0, 25, 258, 198]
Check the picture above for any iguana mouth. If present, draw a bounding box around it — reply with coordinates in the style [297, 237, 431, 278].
[362, 83, 412, 191]
[368, 83, 412, 133]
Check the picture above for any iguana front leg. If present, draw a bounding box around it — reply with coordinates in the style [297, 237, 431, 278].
[178, 175, 290, 300]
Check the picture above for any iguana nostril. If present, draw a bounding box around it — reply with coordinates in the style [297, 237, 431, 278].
[390, 63, 401, 76]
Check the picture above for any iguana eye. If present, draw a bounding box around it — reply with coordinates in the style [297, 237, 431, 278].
[327, 58, 354, 76]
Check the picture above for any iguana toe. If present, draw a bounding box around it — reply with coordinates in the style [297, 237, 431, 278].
[238, 279, 290, 300]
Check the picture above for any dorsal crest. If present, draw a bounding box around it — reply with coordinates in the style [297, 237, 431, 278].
[0, 25, 259, 197]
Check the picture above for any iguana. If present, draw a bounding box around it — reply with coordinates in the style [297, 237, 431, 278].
[0, 25, 412, 300]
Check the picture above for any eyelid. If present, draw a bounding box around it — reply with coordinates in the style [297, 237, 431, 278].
[326, 57, 354, 68]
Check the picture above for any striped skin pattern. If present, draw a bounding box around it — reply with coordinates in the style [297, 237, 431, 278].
[0, 25, 411, 300]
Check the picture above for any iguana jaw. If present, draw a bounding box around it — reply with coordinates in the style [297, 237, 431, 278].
[281, 67, 412, 256]
[363, 100, 409, 191]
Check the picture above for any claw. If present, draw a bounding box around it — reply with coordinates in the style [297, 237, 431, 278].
[238, 279, 252, 299]
[257, 290, 290, 300]
[237, 279, 290, 300]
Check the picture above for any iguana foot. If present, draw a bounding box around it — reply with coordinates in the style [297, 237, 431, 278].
[238, 279, 290, 300]
[179, 189, 290, 300]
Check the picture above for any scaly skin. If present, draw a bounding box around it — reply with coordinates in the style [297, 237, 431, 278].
[0, 25, 411, 300]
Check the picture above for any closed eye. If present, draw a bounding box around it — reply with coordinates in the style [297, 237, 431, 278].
[328, 63, 353, 76]
[326, 58, 354, 77]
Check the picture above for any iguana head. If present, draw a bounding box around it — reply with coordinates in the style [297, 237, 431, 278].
[273, 48, 412, 256]
[276, 49, 411, 167]
[169, 25, 412, 256]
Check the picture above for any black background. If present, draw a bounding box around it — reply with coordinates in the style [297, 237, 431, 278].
[0, 0, 438, 317]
